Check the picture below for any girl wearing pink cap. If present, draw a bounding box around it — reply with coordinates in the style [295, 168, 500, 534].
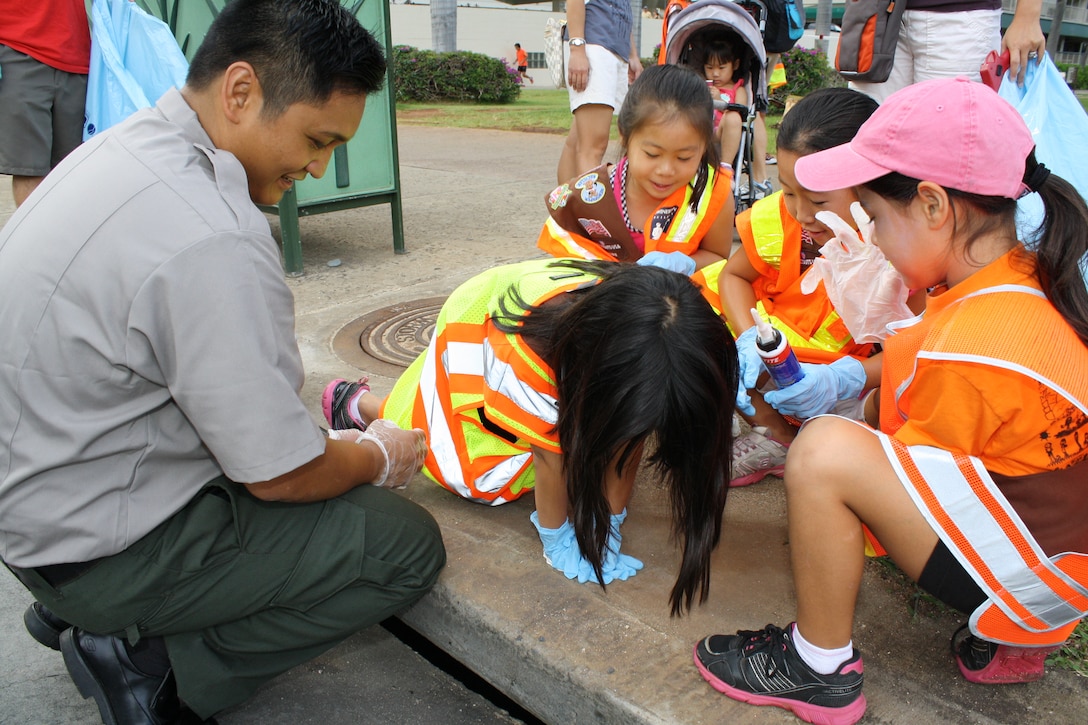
[694, 77, 1088, 725]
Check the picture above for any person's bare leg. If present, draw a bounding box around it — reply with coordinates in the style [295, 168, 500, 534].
[557, 103, 614, 183]
[785, 417, 938, 648]
[718, 113, 743, 172]
[752, 114, 768, 184]
[605, 441, 644, 514]
[742, 392, 796, 443]
[13, 175, 45, 207]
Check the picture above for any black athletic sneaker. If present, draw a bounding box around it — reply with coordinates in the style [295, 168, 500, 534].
[694, 623, 867, 725]
[321, 378, 370, 431]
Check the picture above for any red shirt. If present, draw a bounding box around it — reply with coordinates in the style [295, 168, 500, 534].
[0, 0, 91, 74]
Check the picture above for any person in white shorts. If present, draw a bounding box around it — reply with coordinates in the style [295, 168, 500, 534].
[557, 0, 643, 183]
[851, 0, 1044, 104]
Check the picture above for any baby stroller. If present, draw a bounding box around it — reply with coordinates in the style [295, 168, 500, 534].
[663, 0, 768, 212]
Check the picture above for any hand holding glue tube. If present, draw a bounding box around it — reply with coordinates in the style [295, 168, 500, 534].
[750, 308, 804, 388]
[751, 308, 868, 420]
[801, 202, 913, 343]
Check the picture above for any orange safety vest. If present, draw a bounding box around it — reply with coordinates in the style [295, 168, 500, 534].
[380, 260, 601, 504]
[658, 0, 693, 64]
[691, 191, 874, 362]
[537, 162, 732, 262]
[880, 282, 1088, 646]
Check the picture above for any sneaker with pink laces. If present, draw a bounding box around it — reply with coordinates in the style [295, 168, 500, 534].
[730, 425, 788, 487]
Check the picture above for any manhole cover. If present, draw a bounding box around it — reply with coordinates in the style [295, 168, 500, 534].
[332, 297, 446, 377]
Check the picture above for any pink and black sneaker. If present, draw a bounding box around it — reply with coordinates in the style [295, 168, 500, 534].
[952, 624, 1059, 684]
[695, 623, 866, 725]
[321, 378, 370, 431]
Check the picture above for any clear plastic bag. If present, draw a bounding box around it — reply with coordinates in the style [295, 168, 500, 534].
[998, 54, 1088, 247]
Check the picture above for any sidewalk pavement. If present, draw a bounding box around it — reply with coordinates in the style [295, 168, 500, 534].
[3, 126, 1087, 724]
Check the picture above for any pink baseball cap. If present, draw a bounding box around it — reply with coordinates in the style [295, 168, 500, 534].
[795, 77, 1035, 199]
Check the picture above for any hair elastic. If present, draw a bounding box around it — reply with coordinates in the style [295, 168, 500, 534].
[1025, 161, 1051, 192]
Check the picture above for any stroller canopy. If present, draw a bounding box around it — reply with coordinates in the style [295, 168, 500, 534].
[664, 0, 768, 107]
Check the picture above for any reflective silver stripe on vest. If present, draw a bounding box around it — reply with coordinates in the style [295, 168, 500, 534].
[422, 336, 473, 500]
[482, 339, 559, 426]
[544, 217, 603, 260]
[879, 436, 1088, 635]
[422, 336, 550, 504]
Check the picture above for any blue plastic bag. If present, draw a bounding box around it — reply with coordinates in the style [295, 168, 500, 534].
[84, 0, 189, 140]
[998, 54, 1088, 246]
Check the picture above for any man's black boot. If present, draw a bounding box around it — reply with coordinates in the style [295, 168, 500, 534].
[23, 601, 71, 650]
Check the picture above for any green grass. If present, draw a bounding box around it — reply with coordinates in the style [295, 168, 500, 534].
[396, 88, 782, 150]
[396, 89, 574, 134]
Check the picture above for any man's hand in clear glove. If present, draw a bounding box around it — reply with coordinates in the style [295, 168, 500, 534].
[328, 419, 427, 489]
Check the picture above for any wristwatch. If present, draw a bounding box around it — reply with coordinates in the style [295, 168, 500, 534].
[568, 37, 586, 47]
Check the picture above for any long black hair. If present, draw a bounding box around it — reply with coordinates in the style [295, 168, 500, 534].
[776, 86, 879, 156]
[495, 259, 738, 615]
[864, 151, 1088, 346]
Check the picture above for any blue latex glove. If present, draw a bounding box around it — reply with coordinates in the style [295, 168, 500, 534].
[763, 356, 866, 420]
[732, 326, 763, 416]
[637, 251, 696, 276]
[603, 509, 644, 582]
[530, 510, 643, 584]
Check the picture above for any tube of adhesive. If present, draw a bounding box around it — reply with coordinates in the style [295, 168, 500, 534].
[750, 308, 804, 388]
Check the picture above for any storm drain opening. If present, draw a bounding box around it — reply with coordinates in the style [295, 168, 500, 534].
[332, 297, 446, 377]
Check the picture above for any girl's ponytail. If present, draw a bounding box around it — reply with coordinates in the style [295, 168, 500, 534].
[1028, 152, 1088, 346]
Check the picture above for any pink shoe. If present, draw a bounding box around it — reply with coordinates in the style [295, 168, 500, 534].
[322, 377, 370, 431]
[729, 425, 788, 487]
[953, 625, 1058, 684]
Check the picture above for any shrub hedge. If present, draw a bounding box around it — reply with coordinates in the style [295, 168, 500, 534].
[1054, 62, 1088, 91]
[770, 46, 843, 111]
[392, 45, 522, 103]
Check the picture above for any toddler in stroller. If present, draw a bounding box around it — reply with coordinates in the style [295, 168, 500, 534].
[663, 0, 768, 212]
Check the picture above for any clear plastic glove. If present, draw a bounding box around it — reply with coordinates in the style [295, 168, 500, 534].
[328, 419, 427, 489]
[802, 203, 913, 343]
[603, 509, 644, 582]
[637, 251, 696, 276]
[762, 356, 866, 420]
[732, 326, 763, 416]
[530, 511, 642, 584]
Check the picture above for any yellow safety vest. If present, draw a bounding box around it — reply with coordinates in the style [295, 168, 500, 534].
[691, 191, 872, 363]
[381, 260, 600, 504]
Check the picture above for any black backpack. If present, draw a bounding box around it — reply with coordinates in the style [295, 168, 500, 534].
[761, 0, 805, 54]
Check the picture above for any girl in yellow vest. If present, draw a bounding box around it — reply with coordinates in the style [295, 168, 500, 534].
[324, 259, 738, 615]
[695, 78, 1088, 725]
[694, 88, 884, 487]
[537, 64, 734, 275]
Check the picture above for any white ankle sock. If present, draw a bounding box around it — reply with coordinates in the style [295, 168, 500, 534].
[348, 388, 369, 425]
[791, 623, 853, 675]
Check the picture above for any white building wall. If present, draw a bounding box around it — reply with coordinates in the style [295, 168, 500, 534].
[387, 5, 663, 89]
[385, 4, 838, 89]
